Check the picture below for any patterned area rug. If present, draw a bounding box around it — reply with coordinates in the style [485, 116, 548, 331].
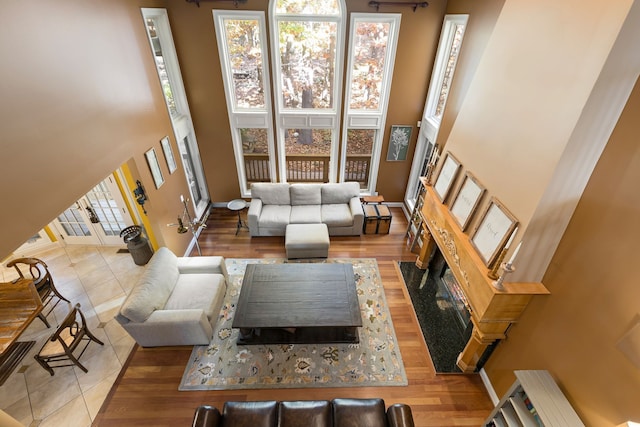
[179, 258, 407, 390]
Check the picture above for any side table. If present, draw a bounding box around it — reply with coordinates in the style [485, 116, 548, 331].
[227, 199, 249, 235]
[362, 195, 385, 204]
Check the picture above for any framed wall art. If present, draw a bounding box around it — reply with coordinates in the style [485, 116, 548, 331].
[433, 152, 461, 203]
[470, 197, 518, 266]
[145, 147, 164, 189]
[386, 125, 412, 161]
[450, 172, 485, 231]
[160, 136, 177, 174]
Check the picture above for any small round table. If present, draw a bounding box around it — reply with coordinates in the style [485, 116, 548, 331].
[227, 199, 249, 235]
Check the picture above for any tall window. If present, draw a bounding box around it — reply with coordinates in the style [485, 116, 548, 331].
[405, 14, 468, 210]
[214, 11, 275, 196]
[142, 8, 210, 216]
[215, 0, 400, 195]
[270, 0, 345, 184]
[340, 14, 401, 192]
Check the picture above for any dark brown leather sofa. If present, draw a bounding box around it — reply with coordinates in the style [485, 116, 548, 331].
[192, 398, 415, 427]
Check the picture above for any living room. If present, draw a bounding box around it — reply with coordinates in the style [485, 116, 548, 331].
[1, 0, 639, 426]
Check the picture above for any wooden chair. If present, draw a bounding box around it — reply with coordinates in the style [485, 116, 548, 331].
[5, 257, 70, 328]
[34, 303, 104, 376]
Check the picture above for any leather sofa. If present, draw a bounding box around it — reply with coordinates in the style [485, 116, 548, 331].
[192, 398, 415, 427]
[115, 247, 227, 347]
[248, 182, 364, 236]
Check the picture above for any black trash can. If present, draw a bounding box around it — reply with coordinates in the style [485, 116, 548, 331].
[120, 225, 154, 266]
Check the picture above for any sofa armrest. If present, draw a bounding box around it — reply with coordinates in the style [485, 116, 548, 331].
[248, 198, 263, 235]
[349, 197, 364, 229]
[120, 309, 213, 347]
[386, 404, 415, 427]
[177, 256, 228, 278]
[192, 405, 221, 427]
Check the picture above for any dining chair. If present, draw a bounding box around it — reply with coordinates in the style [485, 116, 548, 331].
[5, 257, 70, 328]
[33, 303, 104, 376]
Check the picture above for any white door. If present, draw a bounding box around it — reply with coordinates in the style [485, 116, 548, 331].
[51, 175, 134, 246]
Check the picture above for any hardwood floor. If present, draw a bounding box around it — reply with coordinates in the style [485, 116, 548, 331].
[94, 206, 493, 426]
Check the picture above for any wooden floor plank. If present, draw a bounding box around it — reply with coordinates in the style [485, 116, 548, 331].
[94, 206, 493, 427]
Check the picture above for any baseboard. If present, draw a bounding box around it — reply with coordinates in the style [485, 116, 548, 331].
[479, 368, 499, 405]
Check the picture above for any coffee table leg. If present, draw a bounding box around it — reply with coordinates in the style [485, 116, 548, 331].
[344, 327, 359, 343]
[237, 328, 254, 344]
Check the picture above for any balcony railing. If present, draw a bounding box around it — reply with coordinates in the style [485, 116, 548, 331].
[244, 153, 271, 183]
[244, 154, 371, 188]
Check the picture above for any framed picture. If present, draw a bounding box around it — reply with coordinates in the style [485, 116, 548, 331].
[145, 147, 164, 189]
[450, 172, 485, 231]
[471, 197, 518, 266]
[433, 152, 461, 203]
[160, 136, 177, 174]
[386, 125, 412, 161]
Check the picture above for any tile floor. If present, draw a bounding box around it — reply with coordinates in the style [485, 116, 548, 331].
[0, 244, 143, 426]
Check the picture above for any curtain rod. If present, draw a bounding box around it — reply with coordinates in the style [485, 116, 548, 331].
[185, 0, 247, 7]
[368, 1, 429, 12]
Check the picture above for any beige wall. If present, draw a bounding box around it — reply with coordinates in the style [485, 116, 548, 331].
[0, 0, 199, 258]
[437, 0, 506, 147]
[485, 76, 640, 426]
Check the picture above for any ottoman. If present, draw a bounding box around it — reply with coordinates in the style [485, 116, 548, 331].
[285, 224, 330, 259]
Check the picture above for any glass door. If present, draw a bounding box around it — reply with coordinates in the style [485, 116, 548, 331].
[50, 175, 134, 246]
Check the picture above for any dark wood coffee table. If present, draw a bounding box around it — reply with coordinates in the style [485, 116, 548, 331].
[232, 263, 362, 345]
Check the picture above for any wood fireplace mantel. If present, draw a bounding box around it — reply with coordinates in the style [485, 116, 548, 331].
[416, 185, 549, 372]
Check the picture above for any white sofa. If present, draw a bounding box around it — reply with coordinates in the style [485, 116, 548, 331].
[248, 182, 364, 236]
[115, 247, 227, 347]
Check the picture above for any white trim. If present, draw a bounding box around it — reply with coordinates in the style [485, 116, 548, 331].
[213, 10, 276, 196]
[270, 0, 346, 183]
[348, 115, 381, 128]
[340, 13, 401, 193]
[423, 14, 468, 122]
[479, 368, 500, 405]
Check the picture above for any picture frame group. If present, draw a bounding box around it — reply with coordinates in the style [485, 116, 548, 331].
[145, 136, 178, 189]
[431, 150, 519, 267]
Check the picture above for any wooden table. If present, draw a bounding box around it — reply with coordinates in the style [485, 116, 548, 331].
[0, 278, 43, 385]
[232, 263, 362, 345]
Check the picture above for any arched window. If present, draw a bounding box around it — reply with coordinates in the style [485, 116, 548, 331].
[270, 0, 345, 184]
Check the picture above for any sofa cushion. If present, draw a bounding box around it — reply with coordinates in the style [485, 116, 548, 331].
[290, 184, 322, 206]
[119, 247, 179, 323]
[258, 205, 291, 228]
[321, 182, 359, 204]
[321, 204, 353, 227]
[290, 205, 322, 224]
[252, 183, 291, 205]
[164, 274, 226, 321]
[278, 401, 332, 427]
[332, 398, 386, 427]
[223, 401, 278, 427]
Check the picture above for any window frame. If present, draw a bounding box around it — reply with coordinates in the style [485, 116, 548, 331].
[340, 13, 402, 194]
[269, 0, 347, 183]
[141, 8, 210, 216]
[405, 14, 468, 212]
[213, 10, 276, 197]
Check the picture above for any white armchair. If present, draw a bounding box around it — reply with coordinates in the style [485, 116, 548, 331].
[115, 247, 227, 347]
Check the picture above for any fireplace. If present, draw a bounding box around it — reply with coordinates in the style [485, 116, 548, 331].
[430, 250, 472, 335]
[415, 184, 549, 372]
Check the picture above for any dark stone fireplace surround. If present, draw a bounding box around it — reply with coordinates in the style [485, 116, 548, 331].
[400, 249, 496, 373]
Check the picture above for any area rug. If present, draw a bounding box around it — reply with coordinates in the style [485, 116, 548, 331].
[179, 258, 407, 390]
